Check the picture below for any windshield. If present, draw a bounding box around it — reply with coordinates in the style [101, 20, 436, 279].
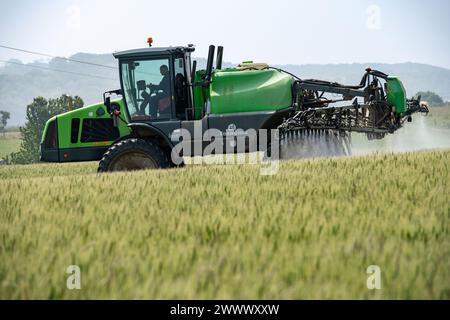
[120, 58, 172, 121]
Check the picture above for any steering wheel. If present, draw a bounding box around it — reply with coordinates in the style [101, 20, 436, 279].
[147, 83, 160, 96]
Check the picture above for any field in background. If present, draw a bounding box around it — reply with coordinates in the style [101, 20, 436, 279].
[0, 131, 20, 159]
[426, 105, 450, 128]
[0, 150, 448, 299]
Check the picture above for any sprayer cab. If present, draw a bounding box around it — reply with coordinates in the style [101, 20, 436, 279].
[112, 45, 198, 122]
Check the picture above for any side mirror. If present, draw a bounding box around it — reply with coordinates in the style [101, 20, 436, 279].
[109, 102, 121, 128]
[104, 96, 111, 113]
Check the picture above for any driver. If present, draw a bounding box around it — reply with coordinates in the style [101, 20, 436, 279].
[148, 65, 170, 117]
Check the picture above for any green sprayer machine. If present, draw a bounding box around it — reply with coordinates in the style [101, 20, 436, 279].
[40, 40, 429, 171]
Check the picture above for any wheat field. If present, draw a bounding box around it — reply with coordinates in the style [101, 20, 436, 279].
[0, 150, 449, 299]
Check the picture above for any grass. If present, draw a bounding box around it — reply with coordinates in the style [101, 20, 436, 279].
[0, 150, 449, 299]
[0, 131, 21, 159]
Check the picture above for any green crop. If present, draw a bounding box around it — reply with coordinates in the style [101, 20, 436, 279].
[0, 151, 449, 299]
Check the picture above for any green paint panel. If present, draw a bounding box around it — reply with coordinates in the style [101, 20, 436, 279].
[193, 70, 208, 120]
[386, 76, 406, 114]
[209, 69, 293, 114]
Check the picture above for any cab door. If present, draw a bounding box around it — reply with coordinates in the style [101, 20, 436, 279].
[120, 55, 181, 138]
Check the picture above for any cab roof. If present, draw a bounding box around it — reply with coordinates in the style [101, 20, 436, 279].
[113, 46, 194, 59]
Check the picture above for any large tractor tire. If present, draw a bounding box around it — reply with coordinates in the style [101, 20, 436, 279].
[98, 138, 171, 172]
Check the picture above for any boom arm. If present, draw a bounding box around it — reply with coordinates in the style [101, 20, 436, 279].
[279, 69, 429, 140]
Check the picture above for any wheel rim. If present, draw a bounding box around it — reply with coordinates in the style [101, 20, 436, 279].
[109, 151, 158, 171]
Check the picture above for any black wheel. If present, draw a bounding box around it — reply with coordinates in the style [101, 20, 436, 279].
[98, 138, 171, 172]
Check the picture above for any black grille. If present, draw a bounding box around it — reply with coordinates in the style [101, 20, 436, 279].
[71, 118, 80, 143]
[80, 118, 120, 143]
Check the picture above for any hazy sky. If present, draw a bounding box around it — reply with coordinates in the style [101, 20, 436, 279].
[0, 0, 449, 68]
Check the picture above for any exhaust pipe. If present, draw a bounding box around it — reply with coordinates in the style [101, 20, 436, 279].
[216, 46, 223, 70]
[204, 45, 215, 85]
[191, 60, 197, 82]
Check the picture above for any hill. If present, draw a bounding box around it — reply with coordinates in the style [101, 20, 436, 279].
[1, 52, 450, 125]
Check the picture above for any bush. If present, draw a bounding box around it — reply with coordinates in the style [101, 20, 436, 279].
[9, 95, 83, 164]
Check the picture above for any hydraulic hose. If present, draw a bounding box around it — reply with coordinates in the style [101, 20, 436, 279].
[270, 66, 388, 90]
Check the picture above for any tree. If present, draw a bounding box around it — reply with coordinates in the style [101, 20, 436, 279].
[9, 95, 83, 164]
[415, 91, 444, 106]
[0, 110, 10, 137]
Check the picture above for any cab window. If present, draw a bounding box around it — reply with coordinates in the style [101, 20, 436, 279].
[121, 58, 172, 121]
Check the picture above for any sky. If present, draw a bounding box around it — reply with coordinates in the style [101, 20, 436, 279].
[0, 0, 449, 69]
